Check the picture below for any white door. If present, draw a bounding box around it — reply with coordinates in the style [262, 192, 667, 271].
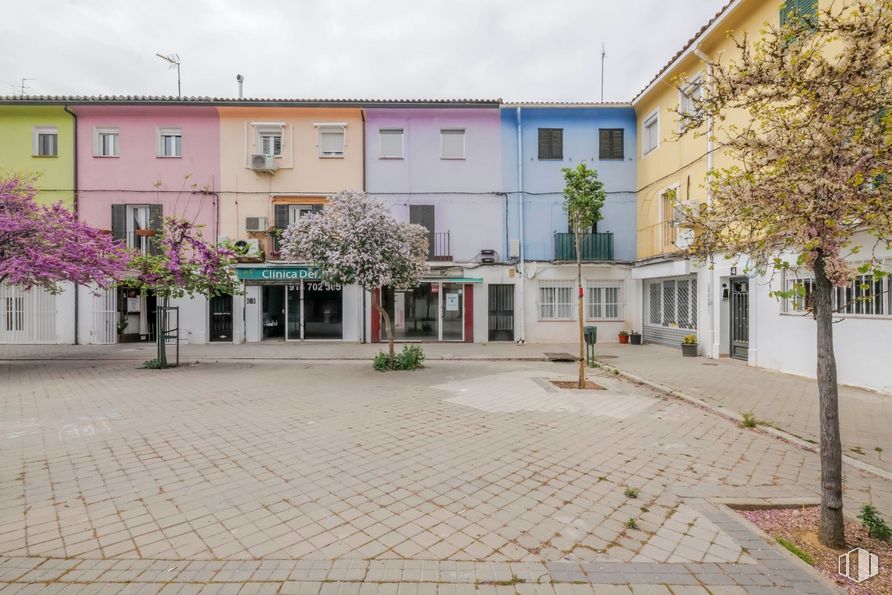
[0, 284, 56, 343]
[92, 288, 118, 344]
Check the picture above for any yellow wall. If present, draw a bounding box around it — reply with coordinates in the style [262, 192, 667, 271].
[633, 0, 834, 259]
[217, 106, 364, 244]
[0, 106, 74, 207]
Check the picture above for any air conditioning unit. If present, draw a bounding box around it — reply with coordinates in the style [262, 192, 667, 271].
[250, 154, 277, 173]
[233, 238, 264, 261]
[480, 249, 497, 264]
[245, 216, 269, 232]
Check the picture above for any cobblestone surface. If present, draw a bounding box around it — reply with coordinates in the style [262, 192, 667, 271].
[1, 358, 876, 592]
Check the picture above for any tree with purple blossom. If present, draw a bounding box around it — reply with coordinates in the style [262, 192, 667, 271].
[279, 191, 429, 359]
[0, 175, 129, 292]
[126, 217, 239, 368]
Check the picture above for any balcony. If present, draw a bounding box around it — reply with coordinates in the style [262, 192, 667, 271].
[430, 231, 451, 262]
[553, 232, 614, 261]
[637, 220, 686, 260]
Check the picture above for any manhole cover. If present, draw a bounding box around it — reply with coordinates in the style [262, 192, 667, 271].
[544, 352, 578, 362]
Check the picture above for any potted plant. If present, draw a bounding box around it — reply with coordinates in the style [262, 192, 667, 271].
[618, 330, 629, 344]
[629, 331, 641, 345]
[681, 334, 698, 357]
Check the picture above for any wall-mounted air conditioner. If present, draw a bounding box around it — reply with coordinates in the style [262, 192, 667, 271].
[250, 154, 277, 173]
[245, 216, 269, 232]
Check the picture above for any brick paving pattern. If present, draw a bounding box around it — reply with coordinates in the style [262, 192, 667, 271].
[1, 356, 883, 592]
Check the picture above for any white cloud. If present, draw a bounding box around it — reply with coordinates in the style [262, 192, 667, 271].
[1, 0, 728, 101]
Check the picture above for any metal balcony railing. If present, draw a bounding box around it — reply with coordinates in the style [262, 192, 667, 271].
[637, 221, 682, 260]
[553, 232, 614, 261]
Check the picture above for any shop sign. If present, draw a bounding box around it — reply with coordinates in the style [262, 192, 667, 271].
[236, 266, 321, 281]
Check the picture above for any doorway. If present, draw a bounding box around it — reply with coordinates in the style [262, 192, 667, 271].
[209, 295, 233, 342]
[383, 281, 465, 341]
[730, 278, 749, 361]
[488, 284, 514, 341]
[264, 282, 343, 341]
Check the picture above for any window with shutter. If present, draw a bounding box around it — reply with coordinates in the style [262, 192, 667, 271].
[318, 126, 345, 157]
[538, 128, 563, 160]
[643, 113, 659, 155]
[598, 129, 624, 160]
[379, 129, 404, 158]
[440, 129, 465, 159]
[781, 0, 818, 30]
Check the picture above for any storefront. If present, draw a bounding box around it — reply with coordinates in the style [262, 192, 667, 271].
[236, 265, 360, 342]
[373, 277, 481, 343]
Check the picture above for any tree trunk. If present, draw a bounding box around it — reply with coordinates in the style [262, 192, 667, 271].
[576, 234, 585, 389]
[156, 295, 169, 369]
[372, 289, 395, 360]
[813, 254, 845, 548]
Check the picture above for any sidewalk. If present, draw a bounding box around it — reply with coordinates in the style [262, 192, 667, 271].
[596, 342, 892, 475]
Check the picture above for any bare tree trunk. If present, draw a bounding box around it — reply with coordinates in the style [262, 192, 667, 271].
[576, 234, 585, 389]
[156, 295, 169, 369]
[814, 253, 845, 548]
[372, 289, 396, 360]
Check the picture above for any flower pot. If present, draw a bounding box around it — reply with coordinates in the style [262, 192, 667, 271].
[681, 343, 698, 357]
[630, 334, 641, 345]
[135, 229, 157, 237]
[618, 334, 629, 344]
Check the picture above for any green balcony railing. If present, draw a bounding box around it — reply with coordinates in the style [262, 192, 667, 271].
[553, 232, 614, 261]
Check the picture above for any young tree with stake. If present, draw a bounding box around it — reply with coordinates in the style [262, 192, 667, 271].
[279, 191, 429, 360]
[561, 163, 606, 389]
[675, 0, 891, 547]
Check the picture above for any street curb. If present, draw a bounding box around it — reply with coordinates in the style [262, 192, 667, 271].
[0, 356, 551, 363]
[593, 359, 892, 482]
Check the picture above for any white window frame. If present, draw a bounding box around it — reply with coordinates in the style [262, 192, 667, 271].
[678, 75, 703, 131]
[254, 123, 285, 158]
[379, 128, 405, 159]
[157, 127, 182, 158]
[538, 280, 575, 321]
[32, 126, 58, 157]
[783, 260, 892, 318]
[440, 128, 466, 160]
[125, 204, 152, 253]
[585, 281, 623, 321]
[94, 127, 120, 157]
[288, 204, 314, 225]
[642, 111, 659, 156]
[645, 277, 698, 330]
[314, 123, 347, 158]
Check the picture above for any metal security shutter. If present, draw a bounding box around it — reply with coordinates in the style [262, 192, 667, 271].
[111, 204, 126, 242]
[538, 128, 563, 160]
[274, 204, 290, 230]
[642, 276, 698, 346]
[0, 284, 56, 344]
[599, 129, 624, 160]
[410, 205, 435, 255]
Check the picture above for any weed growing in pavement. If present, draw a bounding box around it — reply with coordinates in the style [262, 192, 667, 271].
[626, 518, 638, 529]
[775, 537, 814, 565]
[739, 412, 758, 428]
[623, 487, 639, 499]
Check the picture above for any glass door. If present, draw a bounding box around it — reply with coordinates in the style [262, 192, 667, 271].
[303, 281, 343, 339]
[441, 283, 464, 341]
[286, 284, 301, 340]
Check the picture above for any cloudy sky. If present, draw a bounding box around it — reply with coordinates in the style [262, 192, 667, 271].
[1, 0, 727, 102]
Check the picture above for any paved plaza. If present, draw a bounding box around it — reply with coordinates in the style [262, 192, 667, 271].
[1, 354, 889, 592]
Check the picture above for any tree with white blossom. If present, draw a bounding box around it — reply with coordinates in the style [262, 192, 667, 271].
[675, 0, 891, 547]
[280, 191, 429, 358]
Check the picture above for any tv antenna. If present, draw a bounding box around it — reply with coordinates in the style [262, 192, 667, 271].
[20, 78, 35, 97]
[600, 43, 606, 102]
[155, 53, 181, 97]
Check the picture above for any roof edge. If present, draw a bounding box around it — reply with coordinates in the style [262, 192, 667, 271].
[0, 96, 503, 108]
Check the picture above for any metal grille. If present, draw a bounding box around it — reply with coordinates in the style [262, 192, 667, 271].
[92, 288, 117, 344]
[645, 277, 697, 330]
[677, 280, 690, 328]
[0, 284, 56, 343]
[648, 283, 661, 325]
[586, 281, 622, 320]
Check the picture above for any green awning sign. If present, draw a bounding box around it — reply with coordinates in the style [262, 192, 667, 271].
[236, 266, 321, 281]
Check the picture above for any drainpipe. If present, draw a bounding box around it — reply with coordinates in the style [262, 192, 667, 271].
[361, 109, 367, 342]
[64, 105, 79, 345]
[693, 46, 718, 359]
[515, 107, 526, 344]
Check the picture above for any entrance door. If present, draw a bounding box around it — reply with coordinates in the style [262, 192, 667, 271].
[209, 295, 233, 342]
[488, 284, 514, 341]
[262, 286, 285, 340]
[441, 283, 464, 341]
[730, 278, 749, 361]
[303, 281, 343, 339]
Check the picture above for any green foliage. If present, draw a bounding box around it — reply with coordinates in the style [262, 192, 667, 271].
[142, 358, 164, 370]
[373, 345, 426, 372]
[775, 537, 814, 565]
[858, 504, 892, 540]
[740, 412, 759, 429]
[561, 163, 606, 237]
[682, 334, 698, 345]
[623, 487, 639, 499]
[619, 330, 629, 337]
[625, 518, 638, 530]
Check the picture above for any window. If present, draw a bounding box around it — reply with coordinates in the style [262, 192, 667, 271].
[598, 129, 624, 160]
[643, 112, 659, 155]
[4, 297, 24, 332]
[645, 277, 697, 330]
[679, 77, 703, 130]
[288, 204, 314, 225]
[95, 127, 119, 157]
[158, 128, 182, 157]
[784, 261, 892, 317]
[125, 205, 152, 253]
[781, 0, 818, 29]
[440, 129, 465, 159]
[379, 129, 404, 158]
[586, 281, 623, 320]
[260, 132, 282, 157]
[538, 280, 575, 320]
[317, 125, 346, 158]
[538, 128, 563, 160]
[33, 127, 58, 157]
